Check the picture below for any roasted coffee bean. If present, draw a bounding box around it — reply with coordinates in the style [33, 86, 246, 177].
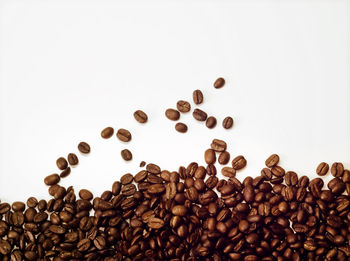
[285, 171, 298, 186]
[26, 197, 38, 208]
[331, 162, 344, 177]
[206, 116, 217, 129]
[193, 108, 207, 121]
[316, 162, 329, 176]
[101, 127, 114, 138]
[218, 151, 230, 165]
[12, 201, 25, 212]
[328, 178, 345, 194]
[79, 189, 93, 200]
[139, 161, 146, 167]
[211, 139, 227, 152]
[121, 149, 132, 161]
[221, 167, 236, 178]
[134, 110, 148, 123]
[165, 108, 180, 121]
[176, 100, 191, 113]
[175, 122, 188, 133]
[147, 184, 165, 194]
[265, 154, 279, 168]
[214, 77, 225, 89]
[67, 153, 79, 165]
[193, 89, 204, 105]
[148, 217, 164, 229]
[60, 167, 71, 178]
[171, 205, 188, 216]
[146, 163, 161, 174]
[231, 155, 247, 170]
[116, 128, 132, 142]
[120, 173, 134, 185]
[56, 157, 68, 170]
[44, 174, 60, 186]
[204, 149, 216, 164]
[271, 165, 285, 177]
[222, 117, 233, 129]
[78, 141, 90, 153]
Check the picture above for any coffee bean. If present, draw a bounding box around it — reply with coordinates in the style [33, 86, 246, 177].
[44, 174, 60, 186]
[148, 217, 164, 229]
[60, 167, 71, 178]
[315, 162, 329, 176]
[0, 239, 11, 255]
[139, 161, 146, 167]
[204, 149, 216, 164]
[165, 108, 180, 121]
[120, 173, 133, 185]
[78, 141, 90, 153]
[193, 108, 207, 121]
[171, 205, 188, 216]
[79, 189, 93, 200]
[177, 100, 191, 113]
[175, 122, 188, 133]
[146, 163, 161, 174]
[214, 77, 225, 89]
[271, 165, 285, 177]
[265, 154, 279, 168]
[67, 153, 79, 165]
[211, 139, 227, 152]
[12, 202, 25, 212]
[116, 128, 132, 142]
[285, 171, 298, 186]
[93, 235, 106, 250]
[231, 155, 247, 170]
[147, 184, 165, 194]
[133, 110, 148, 123]
[331, 162, 344, 177]
[77, 238, 91, 252]
[56, 157, 68, 170]
[101, 127, 114, 138]
[218, 151, 230, 165]
[206, 116, 217, 129]
[328, 178, 345, 194]
[222, 117, 233, 129]
[221, 167, 236, 178]
[121, 149, 132, 161]
[26, 197, 38, 208]
[193, 89, 204, 105]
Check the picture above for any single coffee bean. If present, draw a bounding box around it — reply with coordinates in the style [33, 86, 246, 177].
[146, 163, 161, 174]
[148, 217, 164, 229]
[316, 162, 329, 176]
[56, 157, 68, 170]
[218, 151, 230, 165]
[147, 184, 165, 194]
[133, 110, 148, 123]
[60, 167, 71, 178]
[165, 108, 180, 121]
[93, 236, 106, 250]
[222, 117, 234, 129]
[176, 100, 191, 113]
[271, 165, 285, 177]
[67, 153, 79, 165]
[101, 127, 114, 138]
[328, 178, 345, 194]
[204, 149, 216, 164]
[116, 128, 132, 142]
[221, 167, 236, 178]
[172, 205, 188, 216]
[285, 171, 298, 186]
[120, 173, 134, 185]
[78, 142, 90, 154]
[193, 89, 204, 105]
[26, 197, 38, 208]
[331, 162, 344, 177]
[211, 139, 227, 152]
[193, 108, 207, 121]
[12, 202, 25, 212]
[79, 189, 93, 200]
[231, 156, 247, 170]
[139, 161, 146, 167]
[206, 116, 217, 129]
[214, 77, 225, 88]
[265, 154, 279, 168]
[44, 174, 60, 186]
[175, 122, 188, 133]
[121, 149, 132, 161]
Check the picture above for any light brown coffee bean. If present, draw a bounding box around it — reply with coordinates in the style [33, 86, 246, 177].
[165, 108, 180, 121]
[316, 162, 329, 176]
[222, 117, 233, 129]
[121, 149, 132, 161]
[139, 161, 146, 168]
[193, 89, 204, 105]
[218, 151, 230, 165]
[221, 167, 236, 178]
[148, 217, 164, 229]
[176, 100, 191, 113]
[175, 123, 188, 133]
[56, 157, 68, 170]
[211, 139, 227, 152]
[67, 153, 79, 165]
[214, 77, 225, 89]
[101, 127, 114, 139]
[193, 108, 207, 121]
[265, 154, 279, 168]
[78, 142, 90, 154]
[44, 174, 60, 186]
[116, 129, 132, 142]
[172, 205, 188, 216]
[120, 173, 134, 185]
[133, 110, 148, 123]
[232, 155, 247, 170]
[79, 189, 93, 200]
[204, 149, 216, 164]
[331, 162, 344, 177]
[206, 116, 217, 129]
[60, 167, 71, 178]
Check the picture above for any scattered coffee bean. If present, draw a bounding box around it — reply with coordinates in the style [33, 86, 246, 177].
[214, 77, 225, 88]
[44, 174, 60, 186]
[59, 167, 71, 178]
[204, 149, 216, 164]
[316, 162, 329, 176]
[67, 153, 79, 166]
[176, 100, 191, 113]
[79, 189, 93, 200]
[218, 151, 230, 165]
[211, 139, 227, 152]
[193, 108, 207, 121]
[165, 108, 180, 121]
[175, 122, 188, 133]
[331, 162, 344, 177]
[101, 127, 114, 138]
[56, 157, 68, 170]
[78, 141, 90, 154]
[265, 154, 279, 168]
[133, 110, 148, 123]
[192, 89, 204, 105]
[121, 149, 132, 161]
[232, 155, 247, 170]
[205, 116, 217, 129]
[222, 116, 233, 129]
[139, 161, 146, 167]
[116, 128, 132, 142]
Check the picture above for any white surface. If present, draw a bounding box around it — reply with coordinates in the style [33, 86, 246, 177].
[0, 0, 349, 203]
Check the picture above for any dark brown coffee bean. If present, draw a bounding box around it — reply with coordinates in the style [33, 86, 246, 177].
[193, 89, 204, 105]
[78, 142, 90, 154]
[206, 116, 217, 129]
[0, 239, 11, 255]
[67, 153, 79, 165]
[26, 197, 38, 208]
[148, 217, 164, 229]
[265, 154, 279, 168]
[193, 108, 207, 121]
[44, 174, 60, 186]
[93, 235, 106, 250]
[77, 238, 91, 252]
[218, 151, 230, 165]
[204, 149, 216, 164]
[232, 155, 247, 170]
[56, 157, 68, 170]
[146, 163, 161, 174]
[206, 176, 218, 189]
[122, 184, 137, 196]
[177, 100, 191, 113]
[261, 168, 272, 180]
[271, 165, 285, 177]
[172, 205, 188, 216]
[328, 178, 345, 194]
[60, 167, 71, 178]
[165, 108, 180, 121]
[175, 122, 188, 133]
[211, 139, 227, 152]
[101, 127, 114, 138]
[134, 110, 148, 123]
[49, 225, 66, 234]
[121, 149, 132, 161]
[316, 162, 329, 176]
[331, 162, 344, 177]
[79, 189, 93, 200]
[139, 161, 146, 167]
[221, 167, 236, 178]
[147, 184, 165, 194]
[12, 201, 25, 212]
[116, 128, 132, 142]
[285, 171, 298, 186]
[214, 77, 225, 89]
[222, 117, 233, 129]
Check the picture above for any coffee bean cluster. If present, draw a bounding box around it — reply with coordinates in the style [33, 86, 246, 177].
[1, 137, 349, 260]
[164, 78, 233, 133]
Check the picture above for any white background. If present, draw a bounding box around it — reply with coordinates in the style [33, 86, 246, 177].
[0, 0, 349, 203]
